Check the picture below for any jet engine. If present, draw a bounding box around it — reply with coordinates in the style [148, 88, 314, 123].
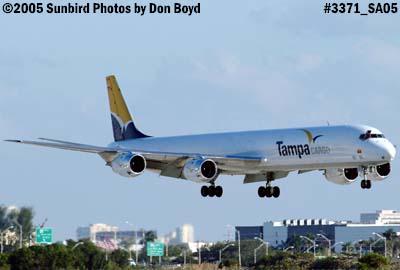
[368, 163, 391, 181]
[182, 158, 218, 183]
[111, 152, 146, 178]
[324, 168, 359, 185]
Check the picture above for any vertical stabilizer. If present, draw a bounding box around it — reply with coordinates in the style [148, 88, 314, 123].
[106, 75, 150, 141]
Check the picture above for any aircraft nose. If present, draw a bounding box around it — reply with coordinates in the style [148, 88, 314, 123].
[386, 142, 396, 160]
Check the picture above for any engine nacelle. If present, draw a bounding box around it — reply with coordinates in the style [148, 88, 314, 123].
[368, 163, 391, 181]
[182, 158, 218, 183]
[325, 168, 359, 185]
[111, 153, 146, 178]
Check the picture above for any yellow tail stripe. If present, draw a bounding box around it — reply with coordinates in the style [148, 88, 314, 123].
[106, 75, 132, 124]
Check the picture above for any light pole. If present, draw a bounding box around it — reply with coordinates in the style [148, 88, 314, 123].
[317, 233, 332, 256]
[125, 221, 139, 264]
[351, 239, 362, 257]
[331, 241, 344, 254]
[254, 237, 269, 256]
[72, 242, 84, 251]
[284, 246, 294, 252]
[12, 220, 22, 249]
[182, 249, 187, 266]
[219, 243, 234, 264]
[1, 226, 14, 253]
[370, 238, 381, 253]
[300, 236, 316, 257]
[373, 232, 387, 258]
[227, 225, 241, 268]
[254, 243, 264, 264]
[197, 241, 201, 265]
[306, 244, 318, 253]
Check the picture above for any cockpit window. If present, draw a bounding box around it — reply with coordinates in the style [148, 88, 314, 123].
[359, 130, 385, 140]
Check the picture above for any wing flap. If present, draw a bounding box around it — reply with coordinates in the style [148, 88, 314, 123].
[243, 171, 290, 184]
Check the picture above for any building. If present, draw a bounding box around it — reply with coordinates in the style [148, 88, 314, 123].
[234, 210, 400, 254]
[235, 226, 263, 240]
[95, 230, 147, 242]
[176, 224, 195, 243]
[77, 223, 118, 242]
[360, 210, 400, 225]
[260, 211, 400, 253]
[165, 224, 195, 244]
[77, 223, 154, 244]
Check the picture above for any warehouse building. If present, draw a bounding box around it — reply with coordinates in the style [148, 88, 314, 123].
[236, 210, 400, 253]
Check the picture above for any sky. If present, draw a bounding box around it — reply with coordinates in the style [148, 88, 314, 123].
[1, 0, 400, 242]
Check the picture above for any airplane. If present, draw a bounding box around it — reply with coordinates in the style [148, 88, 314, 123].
[6, 76, 397, 198]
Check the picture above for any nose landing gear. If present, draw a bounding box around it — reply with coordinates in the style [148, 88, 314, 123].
[361, 167, 372, 189]
[361, 179, 372, 189]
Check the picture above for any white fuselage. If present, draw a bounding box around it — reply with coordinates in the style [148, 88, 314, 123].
[111, 124, 396, 174]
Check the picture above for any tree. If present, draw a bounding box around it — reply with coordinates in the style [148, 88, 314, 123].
[0, 207, 7, 230]
[255, 252, 313, 270]
[0, 253, 9, 268]
[357, 253, 389, 270]
[15, 207, 34, 245]
[29, 245, 48, 269]
[45, 243, 74, 269]
[72, 239, 107, 270]
[8, 247, 35, 270]
[0, 205, 34, 249]
[312, 257, 350, 270]
[110, 249, 130, 267]
[342, 241, 352, 253]
[142, 231, 156, 243]
[285, 234, 306, 253]
[383, 229, 397, 241]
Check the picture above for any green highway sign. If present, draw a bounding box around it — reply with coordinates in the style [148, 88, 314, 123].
[36, 228, 53, 244]
[147, 242, 164, 256]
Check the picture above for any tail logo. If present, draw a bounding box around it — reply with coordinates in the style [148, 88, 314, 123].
[107, 75, 150, 141]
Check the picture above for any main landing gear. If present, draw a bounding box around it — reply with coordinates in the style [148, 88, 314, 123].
[201, 184, 223, 197]
[258, 183, 280, 198]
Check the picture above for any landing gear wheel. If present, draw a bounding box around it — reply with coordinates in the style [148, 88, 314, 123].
[215, 186, 223, 197]
[201, 186, 208, 197]
[208, 186, 216, 197]
[258, 186, 266, 198]
[366, 180, 372, 189]
[265, 186, 273, 198]
[361, 180, 372, 189]
[272, 186, 280, 198]
[361, 180, 366, 189]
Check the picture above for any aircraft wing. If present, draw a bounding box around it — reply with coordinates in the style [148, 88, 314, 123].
[5, 139, 266, 176]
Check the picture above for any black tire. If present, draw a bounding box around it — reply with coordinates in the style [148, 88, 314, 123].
[361, 180, 366, 189]
[208, 186, 216, 197]
[258, 186, 266, 197]
[215, 186, 223, 197]
[366, 180, 372, 189]
[201, 186, 209, 197]
[266, 186, 273, 198]
[272, 186, 280, 198]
